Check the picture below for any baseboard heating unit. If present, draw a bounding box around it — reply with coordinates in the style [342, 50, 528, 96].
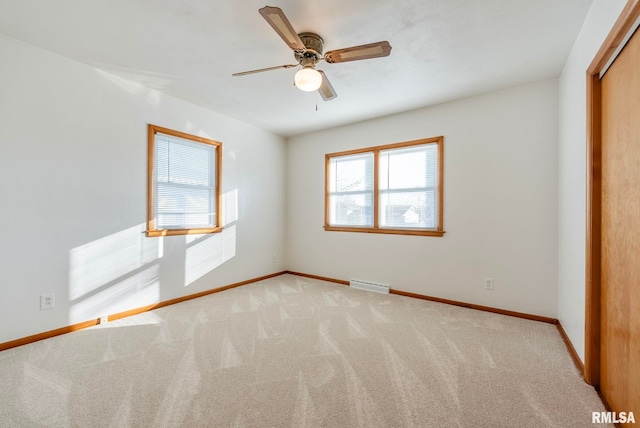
[349, 279, 390, 294]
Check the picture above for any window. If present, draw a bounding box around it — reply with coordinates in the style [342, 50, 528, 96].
[146, 124, 222, 237]
[325, 137, 444, 236]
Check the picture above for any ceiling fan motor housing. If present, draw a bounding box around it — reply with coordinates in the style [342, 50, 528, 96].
[296, 32, 324, 63]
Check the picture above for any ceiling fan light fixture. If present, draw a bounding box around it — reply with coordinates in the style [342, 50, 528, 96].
[294, 67, 322, 92]
[233, 7, 392, 102]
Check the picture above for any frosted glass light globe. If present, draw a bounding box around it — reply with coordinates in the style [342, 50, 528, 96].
[295, 67, 322, 92]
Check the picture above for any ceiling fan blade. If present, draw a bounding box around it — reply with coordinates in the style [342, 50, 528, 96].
[317, 71, 337, 101]
[232, 64, 298, 77]
[259, 6, 306, 51]
[324, 41, 392, 64]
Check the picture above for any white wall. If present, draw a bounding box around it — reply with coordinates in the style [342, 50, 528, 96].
[557, 0, 626, 362]
[0, 35, 286, 344]
[286, 80, 559, 317]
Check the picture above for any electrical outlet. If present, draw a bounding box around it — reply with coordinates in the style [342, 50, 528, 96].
[40, 294, 55, 310]
[99, 315, 109, 324]
[484, 277, 494, 290]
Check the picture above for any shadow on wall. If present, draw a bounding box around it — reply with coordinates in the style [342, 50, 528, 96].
[67, 189, 239, 325]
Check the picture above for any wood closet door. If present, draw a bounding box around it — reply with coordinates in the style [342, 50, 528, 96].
[600, 26, 640, 417]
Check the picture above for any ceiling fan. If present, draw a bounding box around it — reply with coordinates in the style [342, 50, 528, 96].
[232, 6, 392, 101]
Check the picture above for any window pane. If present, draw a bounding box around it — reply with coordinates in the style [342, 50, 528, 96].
[168, 143, 212, 186]
[329, 193, 373, 226]
[156, 134, 213, 186]
[379, 190, 436, 229]
[153, 131, 217, 231]
[157, 213, 214, 229]
[156, 139, 169, 182]
[379, 144, 437, 190]
[425, 145, 437, 188]
[156, 184, 215, 229]
[330, 152, 373, 192]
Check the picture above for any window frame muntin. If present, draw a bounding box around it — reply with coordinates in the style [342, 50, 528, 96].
[146, 124, 223, 237]
[324, 136, 444, 237]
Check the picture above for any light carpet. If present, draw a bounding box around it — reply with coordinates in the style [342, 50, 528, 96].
[0, 274, 610, 427]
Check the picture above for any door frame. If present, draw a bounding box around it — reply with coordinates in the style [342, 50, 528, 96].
[585, 0, 640, 387]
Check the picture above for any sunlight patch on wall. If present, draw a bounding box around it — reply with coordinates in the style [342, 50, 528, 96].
[69, 224, 161, 300]
[69, 224, 162, 324]
[184, 121, 195, 134]
[69, 265, 160, 324]
[184, 225, 236, 287]
[223, 188, 238, 225]
[95, 68, 169, 108]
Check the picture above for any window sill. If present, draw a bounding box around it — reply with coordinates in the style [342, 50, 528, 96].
[146, 226, 223, 237]
[323, 226, 445, 237]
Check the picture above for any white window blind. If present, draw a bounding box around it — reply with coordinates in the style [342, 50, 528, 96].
[153, 132, 216, 230]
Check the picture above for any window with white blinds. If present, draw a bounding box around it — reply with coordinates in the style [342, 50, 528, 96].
[325, 137, 444, 237]
[147, 125, 222, 237]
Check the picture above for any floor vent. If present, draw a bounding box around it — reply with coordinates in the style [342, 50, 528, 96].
[349, 279, 390, 294]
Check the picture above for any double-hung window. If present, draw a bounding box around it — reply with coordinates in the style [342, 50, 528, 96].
[325, 137, 444, 236]
[146, 124, 222, 237]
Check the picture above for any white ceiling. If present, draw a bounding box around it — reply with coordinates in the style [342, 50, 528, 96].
[0, 0, 593, 137]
